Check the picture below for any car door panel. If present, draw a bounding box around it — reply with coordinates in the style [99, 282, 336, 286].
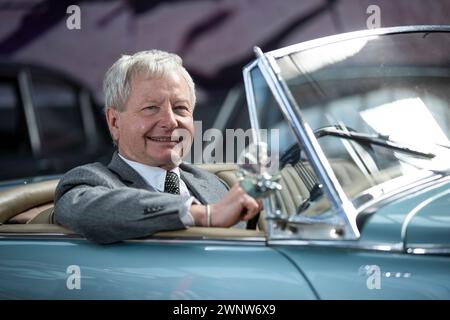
[0, 238, 317, 299]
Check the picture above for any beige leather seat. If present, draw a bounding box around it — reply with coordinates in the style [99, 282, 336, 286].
[0, 159, 372, 235]
[0, 166, 264, 238]
[275, 159, 372, 216]
[0, 180, 58, 225]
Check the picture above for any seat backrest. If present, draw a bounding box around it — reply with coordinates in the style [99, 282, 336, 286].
[195, 163, 239, 187]
[0, 159, 370, 229]
[272, 159, 372, 217]
[8, 202, 53, 224]
[0, 180, 58, 224]
[0, 166, 241, 226]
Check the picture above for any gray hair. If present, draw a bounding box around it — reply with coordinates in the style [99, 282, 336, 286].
[103, 50, 196, 112]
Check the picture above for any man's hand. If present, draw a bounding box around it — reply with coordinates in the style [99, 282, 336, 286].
[190, 183, 262, 227]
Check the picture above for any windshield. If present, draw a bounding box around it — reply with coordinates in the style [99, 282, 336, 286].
[273, 31, 450, 196]
[245, 29, 450, 239]
[248, 65, 339, 233]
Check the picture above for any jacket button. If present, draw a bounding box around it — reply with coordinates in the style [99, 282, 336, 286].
[145, 206, 164, 213]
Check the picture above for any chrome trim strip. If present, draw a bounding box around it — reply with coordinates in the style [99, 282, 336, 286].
[267, 25, 450, 58]
[254, 47, 360, 239]
[242, 59, 260, 143]
[125, 237, 266, 245]
[3, 235, 448, 253]
[268, 239, 403, 252]
[0, 233, 266, 245]
[0, 234, 84, 240]
[406, 245, 450, 255]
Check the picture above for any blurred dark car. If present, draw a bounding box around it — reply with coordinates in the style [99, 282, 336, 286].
[0, 62, 113, 181]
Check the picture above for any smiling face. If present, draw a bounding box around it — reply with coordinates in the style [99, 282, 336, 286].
[106, 70, 195, 170]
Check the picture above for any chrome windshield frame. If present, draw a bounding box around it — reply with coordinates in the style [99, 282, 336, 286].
[243, 55, 362, 240]
[266, 25, 450, 59]
[242, 60, 260, 144]
[242, 25, 450, 241]
[252, 47, 360, 240]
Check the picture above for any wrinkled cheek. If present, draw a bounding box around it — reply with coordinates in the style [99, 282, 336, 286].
[137, 124, 151, 145]
[138, 122, 148, 131]
[179, 118, 195, 138]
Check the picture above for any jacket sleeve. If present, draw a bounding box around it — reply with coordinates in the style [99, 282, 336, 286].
[53, 164, 187, 244]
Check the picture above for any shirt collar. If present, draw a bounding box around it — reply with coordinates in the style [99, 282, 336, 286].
[118, 153, 180, 192]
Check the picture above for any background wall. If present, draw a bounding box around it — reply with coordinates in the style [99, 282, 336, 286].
[1, 0, 449, 110]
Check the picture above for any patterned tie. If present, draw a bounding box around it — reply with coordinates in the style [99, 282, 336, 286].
[164, 171, 180, 195]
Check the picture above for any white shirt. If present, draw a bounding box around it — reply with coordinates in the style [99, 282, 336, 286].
[118, 154, 196, 226]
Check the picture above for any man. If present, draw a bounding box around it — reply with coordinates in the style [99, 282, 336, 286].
[54, 50, 261, 244]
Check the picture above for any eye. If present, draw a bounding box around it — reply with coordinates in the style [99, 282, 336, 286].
[174, 105, 190, 114]
[142, 106, 158, 112]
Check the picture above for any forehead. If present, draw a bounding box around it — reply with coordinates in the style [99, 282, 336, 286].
[130, 70, 191, 100]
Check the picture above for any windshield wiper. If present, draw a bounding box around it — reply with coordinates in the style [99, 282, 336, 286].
[315, 127, 435, 159]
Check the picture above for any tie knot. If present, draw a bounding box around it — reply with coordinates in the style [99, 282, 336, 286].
[164, 171, 180, 195]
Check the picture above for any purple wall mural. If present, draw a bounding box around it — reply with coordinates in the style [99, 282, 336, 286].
[1, 0, 449, 105]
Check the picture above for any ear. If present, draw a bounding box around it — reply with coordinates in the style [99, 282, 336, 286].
[106, 107, 120, 142]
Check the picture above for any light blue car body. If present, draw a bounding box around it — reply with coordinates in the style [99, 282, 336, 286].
[0, 178, 449, 299]
[0, 25, 449, 299]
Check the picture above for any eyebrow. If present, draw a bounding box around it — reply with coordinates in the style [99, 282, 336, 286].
[138, 96, 163, 106]
[138, 98, 193, 109]
[173, 99, 191, 105]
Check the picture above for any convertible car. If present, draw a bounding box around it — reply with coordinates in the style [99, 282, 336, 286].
[0, 25, 449, 299]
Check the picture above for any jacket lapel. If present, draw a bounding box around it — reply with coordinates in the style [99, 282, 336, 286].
[179, 165, 212, 204]
[107, 152, 151, 190]
[107, 153, 215, 202]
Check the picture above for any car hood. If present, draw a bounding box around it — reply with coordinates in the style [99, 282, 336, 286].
[403, 186, 450, 250]
[360, 178, 450, 250]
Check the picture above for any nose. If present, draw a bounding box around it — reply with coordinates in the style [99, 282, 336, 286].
[159, 105, 178, 130]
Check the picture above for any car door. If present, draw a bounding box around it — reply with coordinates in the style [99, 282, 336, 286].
[0, 232, 317, 299]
